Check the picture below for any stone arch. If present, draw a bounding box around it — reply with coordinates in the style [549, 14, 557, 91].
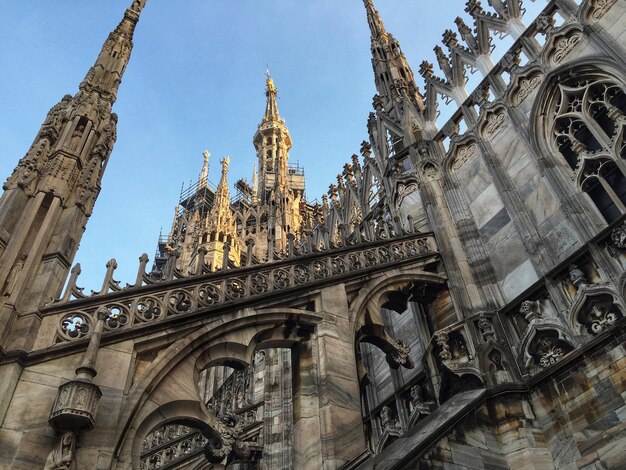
[479, 342, 515, 386]
[477, 101, 508, 140]
[113, 308, 322, 467]
[518, 322, 575, 371]
[131, 400, 219, 470]
[349, 269, 447, 327]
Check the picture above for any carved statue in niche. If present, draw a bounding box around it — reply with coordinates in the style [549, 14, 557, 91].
[610, 222, 626, 250]
[2, 253, 27, 297]
[43, 432, 76, 470]
[380, 406, 395, 430]
[409, 384, 435, 415]
[477, 316, 496, 342]
[69, 123, 86, 152]
[488, 350, 506, 372]
[91, 114, 117, 158]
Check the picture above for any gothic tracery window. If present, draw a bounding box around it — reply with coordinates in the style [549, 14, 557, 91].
[550, 73, 626, 222]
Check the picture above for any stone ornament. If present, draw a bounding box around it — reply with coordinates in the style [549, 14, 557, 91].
[2, 253, 27, 298]
[48, 380, 102, 432]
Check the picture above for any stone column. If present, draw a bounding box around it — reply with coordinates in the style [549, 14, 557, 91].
[315, 284, 367, 469]
[292, 339, 323, 469]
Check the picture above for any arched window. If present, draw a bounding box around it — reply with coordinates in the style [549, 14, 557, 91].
[548, 71, 626, 222]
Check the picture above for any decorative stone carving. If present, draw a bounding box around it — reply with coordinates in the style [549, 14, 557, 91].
[49, 307, 107, 432]
[140, 424, 208, 470]
[44, 432, 76, 470]
[581, 0, 617, 23]
[434, 330, 451, 360]
[507, 67, 544, 107]
[543, 25, 583, 66]
[586, 303, 620, 334]
[387, 337, 412, 369]
[395, 182, 418, 209]
[480, 108, 507, 139]
[204, 414, 255, 464]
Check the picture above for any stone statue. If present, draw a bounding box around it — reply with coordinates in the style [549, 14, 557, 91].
[610, 222, 626, 250]
[69, 123, 86, 152]
[380, 405, 394, 429]
[409, 384, 435, 415]
[519, 300, 541, 322]
[569, 264, 587, 287]
[3, 253, 27, 297]
[43, 432, 76, 470]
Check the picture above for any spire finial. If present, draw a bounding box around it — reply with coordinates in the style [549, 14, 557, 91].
[263, 71, 279, 121]
[199, 150, 211, 189]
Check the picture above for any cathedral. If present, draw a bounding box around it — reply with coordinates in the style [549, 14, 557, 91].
[0, 0, 625, 468]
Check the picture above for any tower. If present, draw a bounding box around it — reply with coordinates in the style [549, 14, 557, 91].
[252, 73, 305, 253]
[0, 0, 146, 349]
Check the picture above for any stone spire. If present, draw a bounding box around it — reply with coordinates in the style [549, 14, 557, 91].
[363, 0, 424, 116]
[212, 156, 233, 233]
[202, 157, 240, 270]
[0, 0, 147, 349]
[79, 0, 147, 105]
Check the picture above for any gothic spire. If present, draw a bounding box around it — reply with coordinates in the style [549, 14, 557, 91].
[363, 0, 424, 116]
[79, 0, 148, 104]
[210, 157, 233, 233]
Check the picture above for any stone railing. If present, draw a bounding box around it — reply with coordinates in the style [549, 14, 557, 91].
[43, 233, 438, 343]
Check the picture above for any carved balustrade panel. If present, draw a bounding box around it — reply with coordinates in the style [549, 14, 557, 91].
[49, 234, 438, 343]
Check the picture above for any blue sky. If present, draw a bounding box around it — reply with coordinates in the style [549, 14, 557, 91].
[0, 0, 546, 293]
